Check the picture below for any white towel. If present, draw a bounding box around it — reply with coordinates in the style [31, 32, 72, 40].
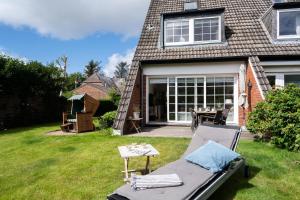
[131, 174, 183, 190]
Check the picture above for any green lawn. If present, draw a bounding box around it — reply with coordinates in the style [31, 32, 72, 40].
[0, 125, 299, 200]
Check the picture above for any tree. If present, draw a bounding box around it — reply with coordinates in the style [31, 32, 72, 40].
[84, 60, 104, 77]
[114, 61, 129, 78]
[65, 72, 85, 91]
[56, 55, 68, 78]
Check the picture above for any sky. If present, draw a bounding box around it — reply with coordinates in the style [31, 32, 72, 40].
[0, 0, 151, 77]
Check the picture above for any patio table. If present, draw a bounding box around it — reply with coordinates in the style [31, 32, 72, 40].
[118, 144, 159, 182]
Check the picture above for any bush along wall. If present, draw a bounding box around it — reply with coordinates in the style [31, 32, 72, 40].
[0, 55, 67, 129]
[247, 84, 300, 152]
[95, 100, 117, 117]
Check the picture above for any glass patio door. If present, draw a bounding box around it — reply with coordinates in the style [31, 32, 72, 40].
[166, 76, 235, 123]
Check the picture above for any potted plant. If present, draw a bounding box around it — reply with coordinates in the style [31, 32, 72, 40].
[133, 105, 140, 119]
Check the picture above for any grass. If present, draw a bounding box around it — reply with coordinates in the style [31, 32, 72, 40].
[0, 124, 299, 200]
[0, 124, 189, 200]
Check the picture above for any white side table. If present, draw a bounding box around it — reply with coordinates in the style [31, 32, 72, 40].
[118, 144, 159, 182]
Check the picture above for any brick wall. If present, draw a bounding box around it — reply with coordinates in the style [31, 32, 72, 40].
[238, 62, 264, 126]
[123, 69, 141, 134]
[73, 85, 108, 100]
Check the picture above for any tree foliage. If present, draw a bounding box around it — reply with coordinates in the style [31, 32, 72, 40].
[114, 61, 129, 78]
[247, 84, 300, 151]
[84, 60, 104, 77]
[0, 55, 66, 128]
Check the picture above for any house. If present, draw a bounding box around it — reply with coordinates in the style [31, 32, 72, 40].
[113, 0, 300, 135]
[73, 73, 120, 100]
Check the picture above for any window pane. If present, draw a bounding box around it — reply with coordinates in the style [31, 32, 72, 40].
[177, 113, 186, 121]
[178, 87, 185, 95]
[178, 104, 186, 112]
[206, 87, 214, 95]
[178, 96, 186, 103]
[215, 86, 224, 95]
[267, 76, 276, 89]
[197, 78, 204, 86]
[186, 78, 194, 86]
[225, 86, 234, 94]
[197, 96, 204, 104]
[194, 17, 220, 42]
[187, 87, 194, 95]
[169, 96, 175, 103]
[279, 11, 300, 36]
[206, 77, 214, 86]
[169, 113, 175, 120]
[169, 87, 175, 95]
[165, 20, 189, 44]
[187, 96, 194, 103]
[169, 78, 175, 86]
[169, 104, 175, 112]
[197, 87, 204, 95]
[178, 78, 185, 86]
[285, 74, 300, 86]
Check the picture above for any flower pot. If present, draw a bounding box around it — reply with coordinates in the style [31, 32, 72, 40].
[133, 112, 140, 119]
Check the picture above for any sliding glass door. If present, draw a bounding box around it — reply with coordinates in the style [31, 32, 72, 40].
[150, 75, 236, 124]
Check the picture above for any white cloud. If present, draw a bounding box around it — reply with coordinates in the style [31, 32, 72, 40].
[0, 46, 29, 62]
[104, 48, 135, 77]
[0, 0, 150, 40]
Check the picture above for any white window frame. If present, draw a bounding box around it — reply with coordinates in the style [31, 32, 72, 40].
[146, 75, 238, 125]
[277, 8, 300, 39]
[164, 16, 222, 46]
[266, 72, 300, 88]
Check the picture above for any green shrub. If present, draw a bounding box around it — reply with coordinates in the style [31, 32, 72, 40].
[95, 100, 117, 116]
[247, 84, 300, 151]
[98, 111, 117, 129]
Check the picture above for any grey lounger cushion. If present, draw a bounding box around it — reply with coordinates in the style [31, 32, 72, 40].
[112, 125, 239, 200]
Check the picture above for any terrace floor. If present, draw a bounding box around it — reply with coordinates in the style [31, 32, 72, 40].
[127, 125, 254, 140]
[128, 126, 193, 138]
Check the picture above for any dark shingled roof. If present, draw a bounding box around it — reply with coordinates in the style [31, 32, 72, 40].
[249, 56, 272, 96]
[113, 0, 300, 131]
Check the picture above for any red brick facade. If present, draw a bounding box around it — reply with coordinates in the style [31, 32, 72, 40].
[73, 85, 109, 100]
[123, 70, 142, 134]
[238, 62, 264, 126]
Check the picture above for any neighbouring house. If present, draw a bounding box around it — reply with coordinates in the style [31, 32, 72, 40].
[113, 0, 300, 135]
[73, 73, 121, 100]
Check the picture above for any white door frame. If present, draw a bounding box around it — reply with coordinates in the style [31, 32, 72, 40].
[146, 74, 239, 125]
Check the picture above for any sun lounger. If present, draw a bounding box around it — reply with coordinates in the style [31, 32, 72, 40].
[108, 125, 248, 200]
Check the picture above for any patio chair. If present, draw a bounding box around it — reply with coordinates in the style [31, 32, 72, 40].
[107, 125, 249, 200]
[190, 109, 198, 132]
[200, 109, 229, 125]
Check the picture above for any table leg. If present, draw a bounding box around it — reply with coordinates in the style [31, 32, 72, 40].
[124, 158, 129, 181]
[145, 156, 151, 174]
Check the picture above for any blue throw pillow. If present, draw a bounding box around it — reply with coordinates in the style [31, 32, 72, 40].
[185, 140, 240, 173]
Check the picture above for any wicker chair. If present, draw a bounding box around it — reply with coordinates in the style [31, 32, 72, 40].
[61, 94, 99, 133]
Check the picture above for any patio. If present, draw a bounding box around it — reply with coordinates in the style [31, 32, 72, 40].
[127, 125, 254, 140]
[127, 126, 193, 138]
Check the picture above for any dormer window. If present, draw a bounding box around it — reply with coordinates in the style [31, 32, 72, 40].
[164, 16, 222, 46]
[277, 8, 300, 39]
[165, 20, 190, 44]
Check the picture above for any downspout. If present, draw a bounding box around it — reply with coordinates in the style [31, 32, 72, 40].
[160, 14, 165, 49]
[140, 67, 144, 127]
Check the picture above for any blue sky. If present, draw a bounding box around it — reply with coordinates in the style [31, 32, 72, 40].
[0, 0, 150, 76]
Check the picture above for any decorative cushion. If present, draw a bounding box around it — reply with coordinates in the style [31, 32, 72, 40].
[185, 140, 240, 173]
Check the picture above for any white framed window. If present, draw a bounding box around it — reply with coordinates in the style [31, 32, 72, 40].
[277, 8, 300, 39]
[194, 17, 221, 42]
[164, 16, 221, 46]
[165, 20, 190, 44]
